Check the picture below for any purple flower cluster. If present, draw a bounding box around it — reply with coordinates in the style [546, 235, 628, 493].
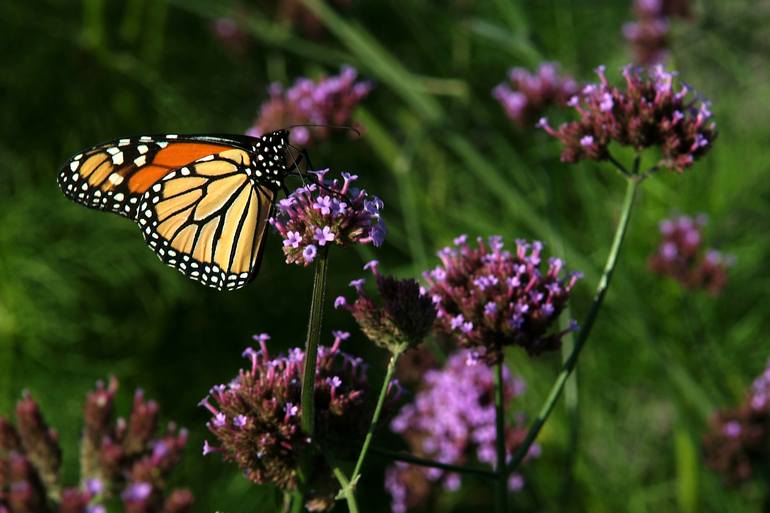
[703, 359, 770, 484]
[0, 380, 191, 513]
[425, 235, 581, 364]
[270, 170, 386, 266]
[538, 65, 717, 172]
[201, 332, 396, 511]
[247, 66, 373, 147]
[385, 350, 538, 513]
[649, 214, 732, 294]
[492, 62, 579, 127]
[335, 261, 437, 354]
[623, 0, 692, 66]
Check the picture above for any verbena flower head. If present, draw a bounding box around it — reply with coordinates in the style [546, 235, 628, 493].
[0, 380, 191, 513]
[538, 64, 717, 172]
[335, 260, 437, 354]
[703, 359, 770, 484]
[492, 62, 579, 127]
[649, 214, 732, 294]
[425, 235, 581, 364]
[201, 332, 397, 511]
[385, 350, 538, 513]
[270, 170, 386, 266]
[247, 66, 373, 147]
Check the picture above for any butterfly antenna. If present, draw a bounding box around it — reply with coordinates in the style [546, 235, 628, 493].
[285, 144, 307, 186]
[285, 123, 362, 139]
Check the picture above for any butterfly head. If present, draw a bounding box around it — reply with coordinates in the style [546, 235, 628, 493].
[250, 129, 291, 190]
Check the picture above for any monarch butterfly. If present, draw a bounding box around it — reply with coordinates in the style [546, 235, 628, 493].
[57, 130, 297, 291]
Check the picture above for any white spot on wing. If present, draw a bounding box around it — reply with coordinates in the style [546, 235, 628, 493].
[108, 173, 124, 186]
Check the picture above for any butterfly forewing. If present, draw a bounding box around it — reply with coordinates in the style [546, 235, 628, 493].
[57, 134, 262, 219]
[57, 130, 291, 291]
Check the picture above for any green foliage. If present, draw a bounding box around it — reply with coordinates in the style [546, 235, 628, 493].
[1, 0, 769, 511]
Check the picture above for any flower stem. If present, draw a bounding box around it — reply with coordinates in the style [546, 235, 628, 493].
[350, 352, 400, 482]
[494, 360, 508, 513]
[506, 175, 640, 473]
[369, 446, 497, 479]
[332, 467, 360, 513]
[300, 247, 330, 436]
[289, 489, 304, 513]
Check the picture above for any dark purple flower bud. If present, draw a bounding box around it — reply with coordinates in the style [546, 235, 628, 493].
[540, 65, 717, 173]
[124, 390, 159, 457]
[58, 487, 92, 513]
[270, 171, 386, 266]
[649, 214, 732, 294]
[493, 62, 579, 127]
[8, 452, 48, 512]
[15, 391, 62, 495]
[160, 489, 194, 513]
[703, 359, 770, 484]
[425, 235, 580, 364]
[81, 378, 118, 484]
[202, 333, 395, 511]
[247, 66, 372, 147]
[121, 481, 161, 513]
[0, 417, 22, 457]
[336, 262, 437, 354]
[386, 351, 537, 511]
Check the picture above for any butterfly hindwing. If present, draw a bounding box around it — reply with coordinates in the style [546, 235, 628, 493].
[136, 148, 276, 291]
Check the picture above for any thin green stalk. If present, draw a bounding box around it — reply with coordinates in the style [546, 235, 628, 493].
[507, 175, 641, 473]
[370, 446, 497, 479]
[289, 489, 304, 513]
[333, 467, 360, 513]
[494, 360, 508, 513]
[300, 247, 330, 436]
[559, 326, 580, 501]
[351, 353, 399, 481]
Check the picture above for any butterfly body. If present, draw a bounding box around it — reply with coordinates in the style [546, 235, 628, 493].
[58, 130, 291, 291]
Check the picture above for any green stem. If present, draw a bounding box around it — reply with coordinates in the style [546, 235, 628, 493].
[289, 489, 304, 513]
[506, 175, 641, 473]
[494, 360, 508, 513]
[369, 446, 497, 479]
[559, 327, 579, 501]
[351, 353, 400, 481]
[300, 247, 330, 436]
[333, 467, 360, 513]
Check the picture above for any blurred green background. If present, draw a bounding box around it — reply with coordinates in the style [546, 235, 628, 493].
[1, 0, 769, 511]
